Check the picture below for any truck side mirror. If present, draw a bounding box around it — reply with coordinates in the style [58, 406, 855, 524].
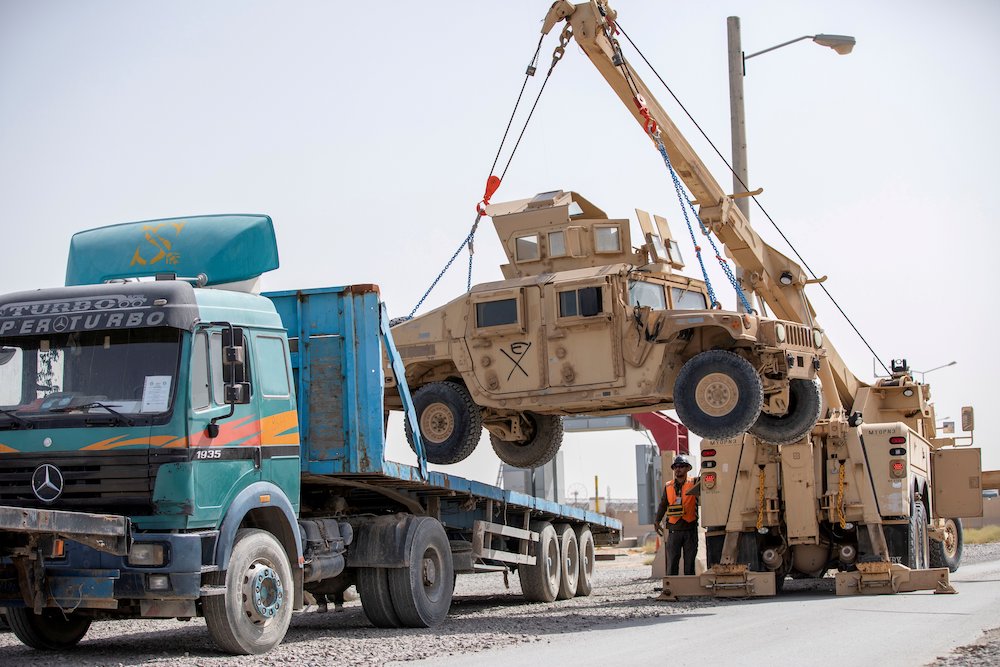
[221, 326, 251, 406]
[961, 406, 975, 433]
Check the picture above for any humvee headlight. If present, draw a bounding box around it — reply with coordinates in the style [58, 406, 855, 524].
[774, 323, 786, 344]
[812, 329, 824, 348]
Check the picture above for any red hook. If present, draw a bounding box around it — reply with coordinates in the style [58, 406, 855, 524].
[476, 175, 502, 215]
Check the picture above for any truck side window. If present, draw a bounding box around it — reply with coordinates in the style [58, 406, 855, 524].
[594, 225, 621, 253]
[255, 335, 290, 398]
[515, 234, 540, 262]
[476, 299, 518, 327]
[559, 286, 603, 317]
[548, 231, 566, 258]
[671, 288, 708, 310]
[191, 332, 211, 410]
[628, 281, 667, 310]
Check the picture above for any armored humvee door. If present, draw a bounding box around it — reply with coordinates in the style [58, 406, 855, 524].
[465, 284, 546, 396]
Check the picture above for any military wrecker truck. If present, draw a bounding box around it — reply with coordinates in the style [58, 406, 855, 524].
[0, 215, 619, 654]
[388, 189, 825, 468]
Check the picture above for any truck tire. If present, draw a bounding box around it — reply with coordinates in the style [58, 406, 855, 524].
[204, 528, 293, 655]
[574, 525, 596, 597]
[673, 350, 763, 441]
[405, 381, 483, 465]
[358, 567, 402, 628]
[930, 518, 963, 572]
[6, 608, 91, 650]
[521, 521, 561, 602]
[749, 378, 822, 445]
[489, 413, 563, 469]
[554, 524, 579, 600]
[906, 498, 930, 570]
[387, 517, 454, 627]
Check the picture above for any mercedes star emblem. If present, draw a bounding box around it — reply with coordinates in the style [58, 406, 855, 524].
[31, 463, 64, 502]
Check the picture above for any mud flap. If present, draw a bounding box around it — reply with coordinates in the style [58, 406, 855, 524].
[834, 562, 956, 595]
[658, 564, 776, 600]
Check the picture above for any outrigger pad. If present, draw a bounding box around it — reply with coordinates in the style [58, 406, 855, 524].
[834, 564, 955, 596]
[658, 566, 776, 600]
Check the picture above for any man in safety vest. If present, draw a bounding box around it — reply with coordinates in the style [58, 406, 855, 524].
[654, 455, 698, 576]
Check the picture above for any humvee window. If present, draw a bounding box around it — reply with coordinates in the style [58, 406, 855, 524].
[559, 286, 603, 318]
[594, 226, 621, 253]
[671, 287, 707, 310]
[628, 280, 666, 310]
[515, 234, 540, 261]
[548, 231, 566, 257]
[476, 299, 519, 327]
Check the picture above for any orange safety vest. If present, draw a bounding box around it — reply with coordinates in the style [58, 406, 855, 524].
[665, 479, 697, 524]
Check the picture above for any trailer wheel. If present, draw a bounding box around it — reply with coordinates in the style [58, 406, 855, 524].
[574, 525, 596, 597]
[749, 379, 822, 445]
[554, 524, 579, 600]
[521, 521, 561, 602]
[405, 381, 483, 465]
[6, 608, 91, 650]
[930, 518, 963, 572]
[204, 529, 293, 655]
[357, 568, 402, 628]
[673, 350, 763, 441]
[489, 413, 563, 469]
[387, 517, 454, 627]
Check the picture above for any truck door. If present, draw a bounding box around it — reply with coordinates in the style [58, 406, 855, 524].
[543, 277, 620, 390]
[931, 448, 983, 519]
[465, 286, 545, 396]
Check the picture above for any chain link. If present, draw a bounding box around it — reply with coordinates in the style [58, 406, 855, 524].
[407, 216, 481, 319]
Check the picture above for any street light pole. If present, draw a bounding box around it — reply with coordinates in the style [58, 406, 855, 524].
[915, 360, 957, 383]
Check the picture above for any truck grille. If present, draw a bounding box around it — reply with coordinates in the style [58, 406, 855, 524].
[0, 449, 187, 516]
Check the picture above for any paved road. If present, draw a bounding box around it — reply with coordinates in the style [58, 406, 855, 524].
[408, 559, 1000, 667]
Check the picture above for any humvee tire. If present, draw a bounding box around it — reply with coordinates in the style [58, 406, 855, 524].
[929, 518, 963, 572]
[405, 381, 483, 465]
[749, 378, 822, 445]
[672, 350, 764, 441]
[489, 413, 563, 468]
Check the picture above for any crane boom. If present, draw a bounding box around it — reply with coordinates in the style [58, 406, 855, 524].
[543, 0, 863, 411]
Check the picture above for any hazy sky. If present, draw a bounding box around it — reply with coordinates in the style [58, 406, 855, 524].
[2, 1, 998, 501]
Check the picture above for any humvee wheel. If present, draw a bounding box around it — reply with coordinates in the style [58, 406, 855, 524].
[673, 350, 763, 440]
[930, 518, 963, 572]
[405, 381, 483, 465]
[749, 379, 822, 445]
[489, 413, 563, 468]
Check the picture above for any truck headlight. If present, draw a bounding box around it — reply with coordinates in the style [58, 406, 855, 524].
[774, 323, 786, 344]
[129, 543, 166, 567]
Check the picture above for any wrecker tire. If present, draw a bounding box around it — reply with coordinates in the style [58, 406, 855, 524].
[6, 608, 91, 650]
[907, 498, 930, 570]
[406, 381, 483, 465]
[749, 378, 822, 445]
[387, 517, 454, 627]
[574, 525, 596, 597]
[204, 528, 293, 655]
[489, 413, 563, 469]
[673, 350, 763, 441]
[554, 524, 579, 600]
[521, 521, 561, 602]
[358, 567, 402, 628]
[930, 518, 963, 572]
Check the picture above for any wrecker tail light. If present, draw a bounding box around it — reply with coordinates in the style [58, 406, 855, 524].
[890, 460, 906, 478]
[703, 472, 717, 489]
[701, 448, 716, 457]
[889, 436, 906, 445]
[129, 543, 167, 567]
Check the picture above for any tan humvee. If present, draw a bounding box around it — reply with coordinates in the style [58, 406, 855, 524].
[386, 190, 824, 468]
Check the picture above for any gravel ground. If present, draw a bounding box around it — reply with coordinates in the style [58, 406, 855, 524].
[1, 543, 997, 666]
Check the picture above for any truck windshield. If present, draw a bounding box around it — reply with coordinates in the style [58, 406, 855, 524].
[0, 328, 181, 425]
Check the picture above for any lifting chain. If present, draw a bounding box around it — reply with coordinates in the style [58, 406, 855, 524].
[756, 466, 766, 531]
[836, 461, 847, 529]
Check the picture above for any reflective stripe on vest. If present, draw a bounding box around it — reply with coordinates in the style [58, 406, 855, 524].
[665, 479, 697, 524]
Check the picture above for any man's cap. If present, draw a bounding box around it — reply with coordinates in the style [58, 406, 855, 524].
[671, 455, 692, 470]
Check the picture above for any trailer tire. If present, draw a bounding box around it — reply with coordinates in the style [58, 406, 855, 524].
[930, 518, 963, 572]
[554, 524, 579, 600]
[574, 525, 596, 597]
[387, 517, 454, 627]
[6, 608, 90, 650]
[406, 381, 483, 465]
[521, 521, 561, 602]
[489, 413, 563, 469]
[204, 528, 293, 655]
[673, 350, 763, 441]
[749, 379, 822, 445]
[358, 568, 402, 628]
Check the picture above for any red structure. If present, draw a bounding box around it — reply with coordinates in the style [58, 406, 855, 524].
[632, 411, 689, 455]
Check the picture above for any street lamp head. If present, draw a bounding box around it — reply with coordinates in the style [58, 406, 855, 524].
[812, 34, 856, 55]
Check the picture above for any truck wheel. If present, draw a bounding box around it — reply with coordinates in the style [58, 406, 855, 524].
[204, 528, 293, 655]
[930, 518, 963, 572]
[554, 524, 579, 600]
[673, 350, 763, 441]
[906, 497, 930, 570]
[405, 381, 483, 465]
[6, 608, 91, 650]
[489, 413, 563, 468]
[357, 567, 401, 628]
[387, 517, 454, 627]
[749, 379, 822, 445]
[521, 521, 561, 602]
[574, 525, 596, 597]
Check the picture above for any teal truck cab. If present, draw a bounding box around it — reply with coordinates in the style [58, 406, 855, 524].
[0, 215, 619, 654]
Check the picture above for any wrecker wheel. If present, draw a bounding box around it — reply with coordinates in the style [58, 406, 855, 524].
[406, 381, 483, 465]
[749, 378, 822, 445]
[489, 413, 563, 469]
[6, 607, 91, 650]
[930, 518, 963, 572]
[673, 350, 763, 441]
